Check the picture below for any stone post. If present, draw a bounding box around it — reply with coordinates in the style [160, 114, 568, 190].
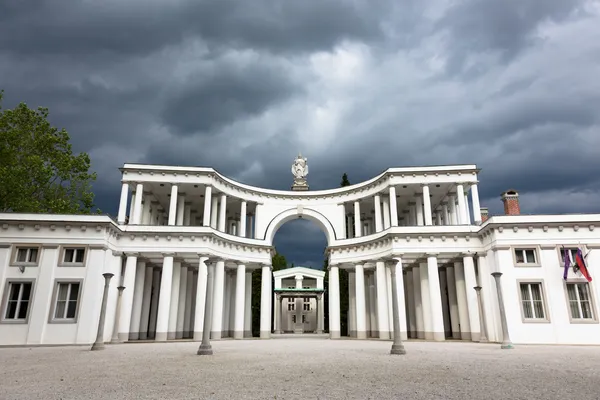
[91, 273, 114, 351]
[197, 259, 216, 355]
[473, 286, 488, 343]
[491, 272, 513, 349]
[111, 286, 126, 343]
[277, 294, 284, 334]
[388, 260, 406, 355]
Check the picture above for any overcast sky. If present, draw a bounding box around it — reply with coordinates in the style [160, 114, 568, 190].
[2, 0, 600, 268]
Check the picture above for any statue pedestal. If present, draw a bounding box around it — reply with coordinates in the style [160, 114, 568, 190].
[291, 178, 309, 191]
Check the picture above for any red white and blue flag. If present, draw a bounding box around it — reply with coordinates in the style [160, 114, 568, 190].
[573, 248, 593, 282]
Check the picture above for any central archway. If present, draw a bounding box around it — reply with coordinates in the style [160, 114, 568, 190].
[264, 207, 337, 246]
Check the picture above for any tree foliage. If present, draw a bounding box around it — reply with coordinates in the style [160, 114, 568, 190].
[340, 173, 351, 187]
[0, 91, 97, 214]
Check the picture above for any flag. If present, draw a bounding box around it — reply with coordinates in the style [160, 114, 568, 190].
[562, 247, 570, 281]
[575, 248, 592, 282]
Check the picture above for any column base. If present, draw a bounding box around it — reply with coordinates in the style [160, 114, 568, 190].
[460, 332, 472, 340]
[356, 331, 367, 339]
[193, 331, 203, 341]
[117, 332, 129, 342]
[197, 344, 213, 356]
[409, 331, 417, 338]
[390, 344, 407, 355]
[139, 332, 148, 340]
[401, 331, 408, 341]
[129, 332, 140, 340]
[451, 331, 461, 339]
[417, 331, 425, 339]
[210, 331, 222, 340]
[233, 331, 244, 339]
[433, 332, 445, 341]
[244, 330, 252, 338]
[90, 342, 106, 351]
[470, 332, 481, 342]
[379, 331, 390, 340]
[479, 337, 489, 343]
[316, 329, 323, 334]
[259, 331, 271, 339]
[501, 342, 514, 349]
[329, 330, 341, 339]
[175, 331, 184, 339]
[167, 332, 177, 340]
[155, 332, 168, 342]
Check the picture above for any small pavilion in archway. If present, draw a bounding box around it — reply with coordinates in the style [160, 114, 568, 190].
[273, 267, 325, 334]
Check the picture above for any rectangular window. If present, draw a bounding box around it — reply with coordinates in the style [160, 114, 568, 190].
[292, 315, 296, 323]
[303, 297, 309, 303]
[303, 303, 310, 311]
[3, 282, 33, 321]
[519, 283, 546, 320]
[288, 297, 294, 303]
[62, 248, 86, 264]
[514, 248, 537, 264]
[53, 282, 81, 320]
[566, 283, 595, 320]
[287, 303, 295, 311]
[15, 247, 39, 264]
[302, 315, 306, 323]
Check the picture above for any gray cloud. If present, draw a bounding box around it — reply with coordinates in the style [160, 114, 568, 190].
[1, 0, 599, 267]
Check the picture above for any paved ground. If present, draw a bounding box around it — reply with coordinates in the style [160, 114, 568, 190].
[2, 339, 600, 399]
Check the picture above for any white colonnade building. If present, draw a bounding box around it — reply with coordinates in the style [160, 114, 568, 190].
[1, 161, 600, 347]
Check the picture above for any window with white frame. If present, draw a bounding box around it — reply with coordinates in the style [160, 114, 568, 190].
[519, 282, 546, 320]
[3, 281, 33, 321]
[514, 248, 537, 264]
[303, 303, 310, 311]
[62, 248, 86, 264]
[560, 248, 579, 266]
[566, 283, 595, 320]
[52, 282, 81, 320]
[288, 303, 295, 311]
[14, 247, 39, 264]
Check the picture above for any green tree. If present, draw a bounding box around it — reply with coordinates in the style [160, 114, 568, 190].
[0, 91, 97, 213]
[340, 173, 351, 187]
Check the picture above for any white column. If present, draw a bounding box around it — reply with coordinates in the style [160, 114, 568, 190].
[132, 183, 144, 224]
[462, 255, 480, 341]
[218, 194, 227, 232]
[445, 265, 461, 339]
[454, 261, 471, 340]
[354, 201, 362, 237]
[348, 271, 356, 337]
[210, 196, 218, 229]
[405, 269, 417, 338]
[183, 203, 191, 226]
[464, 193, 471, 224]
[448, 195, 458, 225]
[389, 186, 398, 227]
[382, 197, 391, 229]
[391, 258, 407, 340]
[373, 195, 383, 232]
[175, 265, 188, 339]
[412, 267, 424, 339]
[415, 196, 424, 226]
[329, 264, 341, 338]
[436, 211, 443, 225]
[427, 255, 445, 341]
[442, 203, 450, 225]
[419, 262, 432, 340]
[183, 268, 194, 338]
[211, 261, 225, 339]
[386, 264, 393, 336]
[128, 190, 136, 222]
[375, 261, 390, 339]
[234, 264, 246, 339]
[439, 268, 450, 336]
[167, 261, 182, 340]
[117, 182, 129, 224]
[176, 194, 186, 226]
[155, 254, 174, 341]
[202, 186, 212, 226]
[260, 264, 272, 338]
[471, 183, 482, 223]
[422, 185, 433, 225]
[148, 269, 161, 337]
[193, 256, 208, 340]
[129, 261, 146, 340]
[239, 201, 247, 238]
[139, 265, 154, 340]
[117, 254, 138, 341]
[168, 185, 178, 226]
[456, 184, 467, 224]
[244, 271, 252, 337]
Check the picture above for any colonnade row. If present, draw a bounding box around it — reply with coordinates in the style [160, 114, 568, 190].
[335, 254, 487, 342]
[343, 182, 482, 238]
[116, 183, 259, 238]
[114, 254, 273, 343]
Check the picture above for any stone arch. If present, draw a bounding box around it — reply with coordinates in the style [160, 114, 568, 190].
[264, 207, 336, 245]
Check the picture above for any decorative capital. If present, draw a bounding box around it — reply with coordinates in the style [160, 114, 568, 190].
[473, 286, 482, 292]
[491, 272, 503, 278]
[124, 252, 140, 257]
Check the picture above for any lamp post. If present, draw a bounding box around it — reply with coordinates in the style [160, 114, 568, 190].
[197, 259, 216, 355]
[491, 272, 513, 349]
[473, 286, 488, 343]
[91, 273, 114, 351]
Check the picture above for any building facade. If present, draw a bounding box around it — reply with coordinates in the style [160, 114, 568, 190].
[0, 162, 599, 347]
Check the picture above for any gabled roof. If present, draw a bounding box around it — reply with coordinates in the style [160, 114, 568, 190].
[272, 266, 325, 280]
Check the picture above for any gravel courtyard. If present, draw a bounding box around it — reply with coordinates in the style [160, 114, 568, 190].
[1, 338, 600, 399]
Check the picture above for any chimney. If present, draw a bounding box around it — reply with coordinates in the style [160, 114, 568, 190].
[501, 190, 520, 215]
[480, 207, 489, 222]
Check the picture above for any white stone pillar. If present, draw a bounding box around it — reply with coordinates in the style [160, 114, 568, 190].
[295, 274, 303, 289]
[386, 264, 393, 335]
[132, 183, 144, 224]
[382, 197, 391, 229]
[375, 261, 390, 339]
[427, 255, 445, 341]
[183, 203, 191, 226]
[148, 269, 161, 337]
[183, 268, 194, 338]
[218, 194, 227, 232]
[233, 264, 246, 339]
[168, 185, 178, 226]
[167, 261, 182, 339]
[464, 192, 471, 224]
[422, 185, 433, 225]
[210, 196, 218, 229]
[176, 194, 186, 226]
[128, 190, 136, 222]
[408, 202, 416, 226]
[415, 196, 424, 226]
[244, 271, 252, 337]
[348, 271, 356, 337]
[453, 261, 471, 340]
[448, 195, 458, 225]
[442, 203, 450, 225]
[436, 211, 443, 225]
[259, 264, 272, 338]
[176, 265, 188, 339]
[193, 256, 208, 340]
[117, 182, 129, 224]
[389, 186, 398, 227]
[412, 267, 424, 339]
[329, 264, 341, 338]
[471, 183, 482, 223]
[141, 195, 152, 225]
[439, 268, 450, 337]
[354, 201, 362, 237]
[456, 184, 467, 224]
[155, 254, 174, 341]
[445, 265, 461, 339]
[139, 265, 154, 340]
[390, 258, 407, 340]
[373, 195, 383, 232]
[419, 262, 432, 340]
[129, 261, 146, 340]
[202, 186, 212, 226]
[117, 254, 138, 341]
[463, 255, 480, 341]
[223, 272, 232, 335]
[239, 201, 247, 238]
[405, 269, 417, 338]
[211, 260, 225, 339]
